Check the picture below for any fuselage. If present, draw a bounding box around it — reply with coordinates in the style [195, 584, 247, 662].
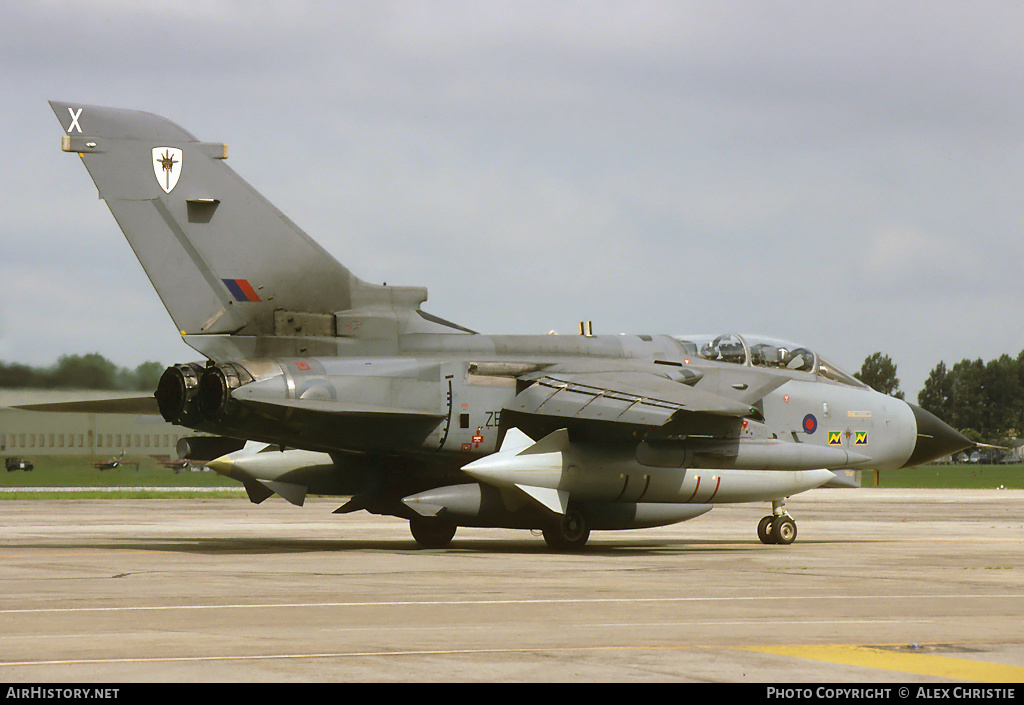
[163, 331, 939, 474]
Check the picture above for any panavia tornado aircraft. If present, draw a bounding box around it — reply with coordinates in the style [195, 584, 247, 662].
[50, 101, 972, 550]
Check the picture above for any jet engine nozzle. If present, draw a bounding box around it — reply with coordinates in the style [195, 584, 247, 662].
[198, 363, 252, 421]
[155, 362, 205, 423]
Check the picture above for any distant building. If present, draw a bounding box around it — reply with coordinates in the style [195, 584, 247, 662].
[0, 390, 188, 458]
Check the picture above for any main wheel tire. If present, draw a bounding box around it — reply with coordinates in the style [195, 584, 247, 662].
[410, 517, 457, 549]
[771, 516, 797, 545]
[757, 515, 775, 544]
[542, 508, 591, 551]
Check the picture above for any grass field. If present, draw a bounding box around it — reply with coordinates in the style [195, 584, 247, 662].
[1, 454, 245, 498]
[866, 463, 1023, 489]
[2, 454, 236, 486]
[2, 454, 1021, 498]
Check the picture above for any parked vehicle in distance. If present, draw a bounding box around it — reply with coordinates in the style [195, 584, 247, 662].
[5, 457, 33, 472]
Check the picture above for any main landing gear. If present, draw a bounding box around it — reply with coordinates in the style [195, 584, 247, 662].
[410, 516, 457, 549]
[757, 499, 797, 545]
[541, 508, 591, 551]
[409, 508, 593, 551]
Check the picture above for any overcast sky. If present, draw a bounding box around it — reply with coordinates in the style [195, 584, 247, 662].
[4, 1, 1024, 398]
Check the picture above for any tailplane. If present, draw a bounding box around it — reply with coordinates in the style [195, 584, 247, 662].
[50, 101, 418, 341]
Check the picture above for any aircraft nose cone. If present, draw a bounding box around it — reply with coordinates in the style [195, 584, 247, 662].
[902, 403, 973, 467]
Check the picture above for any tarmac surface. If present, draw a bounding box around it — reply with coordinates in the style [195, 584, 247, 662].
[1, 489, 1022, 683]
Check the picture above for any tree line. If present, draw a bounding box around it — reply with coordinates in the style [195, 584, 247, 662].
[856, 351, 1024, 446]
[0, 354, 164, 391]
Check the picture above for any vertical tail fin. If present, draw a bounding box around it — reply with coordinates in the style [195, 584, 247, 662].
[50, 101, 365, 338]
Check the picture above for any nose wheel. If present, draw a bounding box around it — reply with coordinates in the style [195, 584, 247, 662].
[757, 500, 798, 545]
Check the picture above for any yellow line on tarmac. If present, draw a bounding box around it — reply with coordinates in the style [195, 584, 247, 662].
[742, 645, 1024, 682]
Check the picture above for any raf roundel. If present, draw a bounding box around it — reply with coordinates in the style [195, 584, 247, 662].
[802, 414, 818, 434]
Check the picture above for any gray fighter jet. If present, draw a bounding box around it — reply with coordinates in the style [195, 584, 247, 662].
[50, 102, 972, 549]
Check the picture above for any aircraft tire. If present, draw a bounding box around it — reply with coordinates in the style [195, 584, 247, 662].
[757, 515, 775, 544]
[542, 508, 591, 551]
[770, 516, 797, 545]
[410, 517, 457, 549]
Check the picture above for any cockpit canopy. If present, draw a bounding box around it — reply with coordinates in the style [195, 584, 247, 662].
[672, 333, 865, 388]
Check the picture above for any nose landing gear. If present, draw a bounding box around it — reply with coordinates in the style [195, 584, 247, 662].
[757, 500, 797, 545]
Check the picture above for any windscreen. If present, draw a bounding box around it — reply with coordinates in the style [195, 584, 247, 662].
[672, 333, 865, 388]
